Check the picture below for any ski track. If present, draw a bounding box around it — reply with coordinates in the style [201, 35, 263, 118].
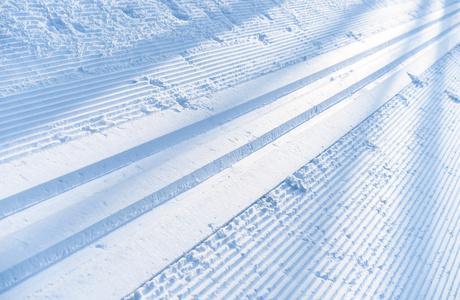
[2, 1, 460, 219]
[0, 8, 458, 280]
[1, 0, 460, 298]
[124, 45, 460, 299]
[0, 0, 458, 163]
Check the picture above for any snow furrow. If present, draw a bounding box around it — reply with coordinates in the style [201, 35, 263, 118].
[1, 13, 455, 220]
[2, 9, 454, 212]
[125, 43, 460, 300]
[0, 6, 458, 165]
[0, 1, 454, 164]
[3, 24, 458, 294]
[200, 101, 417, 298]
[2, 1, 460, 298]
[315, 65, 460, 298]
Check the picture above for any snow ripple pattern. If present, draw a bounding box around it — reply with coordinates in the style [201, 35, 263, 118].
[0, 0, 458, 162]
[125, 44, 460, 300]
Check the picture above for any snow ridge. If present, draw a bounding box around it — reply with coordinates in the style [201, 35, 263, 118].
[1, 0, 460, 298]
[125, 44, 460, 300]
[2, 4, 459, 218]
[0, 0, 458, 163]
[2, 4, 460, 294]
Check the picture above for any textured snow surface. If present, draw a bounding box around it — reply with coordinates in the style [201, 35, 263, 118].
[0, 0, 458, 163]
[1, 0, 460, 299]
[126, 45, 460, 300]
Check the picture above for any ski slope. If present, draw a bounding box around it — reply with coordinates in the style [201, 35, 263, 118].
[0, 0, 458, 163]
[125, 44, 460, 300]
[1, 0, 460, 299]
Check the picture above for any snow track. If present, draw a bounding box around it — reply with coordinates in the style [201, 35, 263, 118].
[1, 0, 460, 299]
[3, 2, 460, 211]
[0, 0, 458, 162]
[125, 44, 460, 300]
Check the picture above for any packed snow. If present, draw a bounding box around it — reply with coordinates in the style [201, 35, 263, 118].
[125, 45, 460, 299]
[0, 0, 460, 299]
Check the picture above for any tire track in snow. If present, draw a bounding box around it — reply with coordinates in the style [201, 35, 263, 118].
[124, 44, 460, 299]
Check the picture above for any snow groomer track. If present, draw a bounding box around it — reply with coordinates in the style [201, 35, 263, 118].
[125, 44, 460, 300]
[1, 0, 460, 299]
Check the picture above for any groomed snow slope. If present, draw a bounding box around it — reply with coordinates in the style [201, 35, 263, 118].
[0, 0, 458, 163]
[1, 0, 460, 299]
[126, 44, 460, 300]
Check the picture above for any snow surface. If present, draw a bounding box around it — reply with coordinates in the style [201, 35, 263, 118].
[1, 0, 460, 299]
[0, 0, 457, 164]
[126, 45, 460, 299]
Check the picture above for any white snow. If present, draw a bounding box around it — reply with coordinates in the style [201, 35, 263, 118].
[1, 0, 460, 299]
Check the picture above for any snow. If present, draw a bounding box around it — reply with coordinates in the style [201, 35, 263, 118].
[125, 44, 460, 300]
[1, 0, 456, 164]
[0, 0, 460, 299]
